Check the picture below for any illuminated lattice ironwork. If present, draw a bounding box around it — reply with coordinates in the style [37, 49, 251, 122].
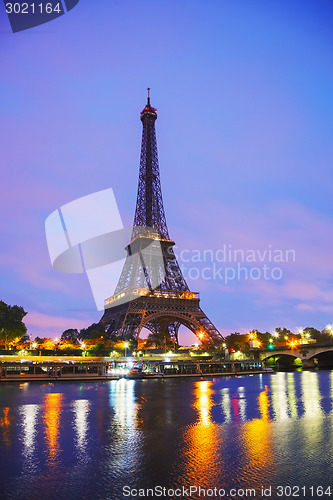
[101, 91, 223, 345]
[132, 92, 169, 241]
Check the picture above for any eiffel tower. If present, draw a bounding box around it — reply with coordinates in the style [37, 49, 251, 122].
[101, 90, 223, 346]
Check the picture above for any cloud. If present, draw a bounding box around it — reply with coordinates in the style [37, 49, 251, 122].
[25, 310, 95, 339]
[171, 198, 333, 322]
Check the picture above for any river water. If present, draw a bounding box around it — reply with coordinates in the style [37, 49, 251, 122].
[0, 371, 333, 500]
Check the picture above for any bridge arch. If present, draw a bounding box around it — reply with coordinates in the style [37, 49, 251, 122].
[305, 349, 333, 369]
[262, 352, 302, 368]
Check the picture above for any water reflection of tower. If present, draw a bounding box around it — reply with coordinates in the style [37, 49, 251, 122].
[20, 404, 39, 461]
[72, 399, 90, 455]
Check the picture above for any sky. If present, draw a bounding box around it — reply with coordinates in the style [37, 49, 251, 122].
[1, 0, 333, 344]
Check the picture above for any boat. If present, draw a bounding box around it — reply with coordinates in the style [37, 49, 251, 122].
[0, 360, 117, 381]
[126, 365, 164, 379]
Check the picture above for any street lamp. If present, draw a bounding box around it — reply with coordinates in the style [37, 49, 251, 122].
[80, 343, 86, 357]
[124, 342, 129, 358]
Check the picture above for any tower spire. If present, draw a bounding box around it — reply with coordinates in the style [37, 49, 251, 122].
[132, 92, 169, 240]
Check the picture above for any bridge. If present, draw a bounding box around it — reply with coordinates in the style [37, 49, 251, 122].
[257, 342, 333, 368]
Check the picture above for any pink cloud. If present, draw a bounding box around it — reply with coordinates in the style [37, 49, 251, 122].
[25, 311, 96, 339]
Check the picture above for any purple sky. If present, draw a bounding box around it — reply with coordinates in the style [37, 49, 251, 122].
[1, 0, 333, 344]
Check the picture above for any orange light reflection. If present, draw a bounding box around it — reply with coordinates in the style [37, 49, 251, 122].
[182, 381, 223, 486]
[242, 385, 274, 477]
[0, 407, 12, 447]
[43, 393, 63, 465]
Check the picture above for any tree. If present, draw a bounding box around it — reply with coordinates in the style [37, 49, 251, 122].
[15, 334, 31, 350]
[80, 323, 105, 340]
[225, 332, 247, 351]
[146, 331, 173, 349]
[38, 338, 55, 350]
[0, 301, 27, 349]
[61, 328, 80, 343]
[304, 327, 326, 342]
[256, 330, 274, 348]
[275, 327, 292, 338]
